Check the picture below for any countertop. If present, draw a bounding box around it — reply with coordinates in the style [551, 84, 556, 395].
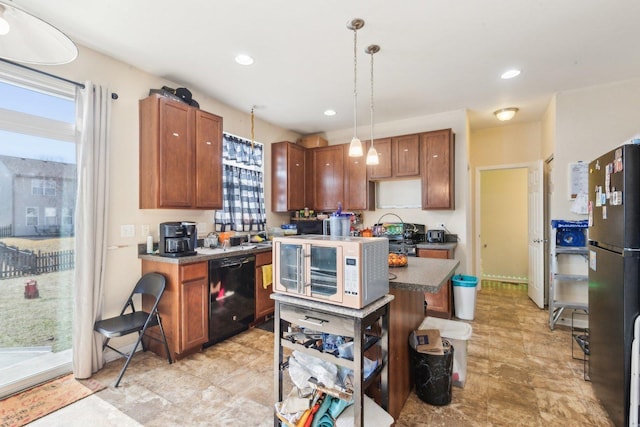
[389, 256, 459, 293]
[138, 244, 273, 264]
[415, 242, 458, 251]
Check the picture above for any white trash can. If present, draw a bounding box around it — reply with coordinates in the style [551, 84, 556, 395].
[452, 275, 478, 320]
[419, 316, 473, 388]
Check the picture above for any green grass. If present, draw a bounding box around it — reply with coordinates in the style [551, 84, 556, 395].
[0, 237, 74, 352]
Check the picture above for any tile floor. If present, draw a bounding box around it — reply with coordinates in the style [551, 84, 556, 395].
[31, 281, 614, 426]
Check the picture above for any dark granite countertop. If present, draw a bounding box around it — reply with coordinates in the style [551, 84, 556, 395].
[389, 256, 459, 293]
[415, 242, 458, 251]
[138, 244, 273, 264]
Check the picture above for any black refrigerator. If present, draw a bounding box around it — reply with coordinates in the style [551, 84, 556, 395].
[588, 143, 640, 427]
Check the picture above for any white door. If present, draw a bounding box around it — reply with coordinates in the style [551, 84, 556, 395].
[527, 160, 545, 308]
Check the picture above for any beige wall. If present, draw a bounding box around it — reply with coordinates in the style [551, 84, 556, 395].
[32, 45, 299, 319]
[551, 77, 640, 222]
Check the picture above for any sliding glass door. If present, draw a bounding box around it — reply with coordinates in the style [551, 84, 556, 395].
[0, 65, 77, 398]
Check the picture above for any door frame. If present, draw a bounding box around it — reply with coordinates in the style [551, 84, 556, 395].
[475, 162, 546, 305]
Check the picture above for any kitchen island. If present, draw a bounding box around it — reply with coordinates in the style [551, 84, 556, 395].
[385, 256, 459, 419]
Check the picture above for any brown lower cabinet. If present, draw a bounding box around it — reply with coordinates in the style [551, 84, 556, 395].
[142, 260, 209, 361]
[417, 248, 454, 318]
[254, 251, 274, 323]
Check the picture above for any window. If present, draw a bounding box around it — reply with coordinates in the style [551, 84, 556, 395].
[31, 179, 56, 196]
[0, 60, 78, 395]
[44, 207, 57, 225]
[215, 133, 266, 232]
[61, 207, 73, 225]
[26, 207, 38, 226]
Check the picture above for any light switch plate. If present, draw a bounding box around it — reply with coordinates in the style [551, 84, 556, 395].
[121, 224, 135, 237]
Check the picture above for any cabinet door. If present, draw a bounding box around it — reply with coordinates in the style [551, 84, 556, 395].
[421, 129, 454, 210]
[255, 251, 275, 320]
[313, 146, 344, 210]
[179, 263, 209, 352]
[158, 98, 194, 207]
[343, 143, 373, 211]
[271, 142, 306, 212]
[394, 134, 420, 177]
[194, 110, 223, 209]
[417, 248, 452, 318]
[367, 138, 392, 179]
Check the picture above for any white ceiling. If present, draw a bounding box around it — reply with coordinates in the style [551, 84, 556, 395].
[8, 0, 640, 134]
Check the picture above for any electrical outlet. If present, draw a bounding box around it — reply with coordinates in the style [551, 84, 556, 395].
[120, 224, 135, 238]
[141, 224, 150, 237]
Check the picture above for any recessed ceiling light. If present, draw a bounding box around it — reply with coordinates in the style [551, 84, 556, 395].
[501, 69, 521, 79]
[234, 54, 254, 66]
[324, 109, 336, 116]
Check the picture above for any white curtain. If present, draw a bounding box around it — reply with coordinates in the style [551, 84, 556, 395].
[72, 83, 111, 379]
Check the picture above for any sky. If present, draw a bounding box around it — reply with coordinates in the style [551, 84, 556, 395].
[0, 81, 76, 163]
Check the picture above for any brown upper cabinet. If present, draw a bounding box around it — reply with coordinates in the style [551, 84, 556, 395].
[271, 141, 306, 212]
[421, 129, 454, 210]
[311, 145, 345, 211]
[394, 134, 420, 177]
[368, 135, 420, 180]
[343, 143, 374, 211]
[139, 94, 223, 209]
[367, 138, 392, 179]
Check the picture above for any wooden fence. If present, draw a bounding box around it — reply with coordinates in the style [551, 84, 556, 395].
[0, 224, 12, 238]
[0, 242, 74, 279]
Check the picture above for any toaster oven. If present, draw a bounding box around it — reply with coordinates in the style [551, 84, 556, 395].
[272, 235, 389, 308]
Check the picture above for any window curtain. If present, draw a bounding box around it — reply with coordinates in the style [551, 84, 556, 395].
[72, 83, 111, 379]
[215, 134, 266, 232]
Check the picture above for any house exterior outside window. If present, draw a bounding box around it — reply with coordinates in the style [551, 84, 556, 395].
[25, 207, 38, 226]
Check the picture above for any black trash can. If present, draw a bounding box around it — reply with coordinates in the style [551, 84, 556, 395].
[410, 339, 454, 405]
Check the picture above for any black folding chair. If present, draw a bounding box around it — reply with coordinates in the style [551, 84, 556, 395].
[94, 272, 172, 387]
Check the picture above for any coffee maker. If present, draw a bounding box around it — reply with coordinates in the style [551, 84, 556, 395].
[159, 221, 197, 257]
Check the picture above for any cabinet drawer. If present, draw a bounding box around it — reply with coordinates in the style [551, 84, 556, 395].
[255, 251, 272, 267]
[279, 303, 353, 337]
[180, 262, 207, 281]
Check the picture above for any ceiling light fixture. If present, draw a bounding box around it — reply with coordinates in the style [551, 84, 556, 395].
[501, 69, 521, 79]
[324, 109, 336, 116]
[347, 18, 364, 157]
[366, 44, 380, 166]
[235, 54, 254, 65]
[0, 1, 77, 65]
[494, 107, 519, 121]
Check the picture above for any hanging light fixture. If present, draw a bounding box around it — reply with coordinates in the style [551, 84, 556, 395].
[0, 1, 78, 65]
[365, 44, 380, 166]
[347, 18, 364, 157]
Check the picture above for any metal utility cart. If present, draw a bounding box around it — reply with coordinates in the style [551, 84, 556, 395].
[548, 220, 589, 330]
[272, 293, 392, 427]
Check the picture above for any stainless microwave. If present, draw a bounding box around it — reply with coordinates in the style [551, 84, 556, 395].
[272, 235, 389, 309]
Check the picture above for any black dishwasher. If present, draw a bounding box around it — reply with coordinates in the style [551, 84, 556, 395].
[206, 255, 255, 346]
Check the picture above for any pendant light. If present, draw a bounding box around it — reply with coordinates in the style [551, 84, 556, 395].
[365, 44, 380, 166]
[347, 18, 364, 157]
[0, 1, 78, 65]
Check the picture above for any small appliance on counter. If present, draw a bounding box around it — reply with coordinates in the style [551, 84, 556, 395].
[426, 229, 445, 243]
[373, 215, 426, 256]
[159, 221, 197, 257]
